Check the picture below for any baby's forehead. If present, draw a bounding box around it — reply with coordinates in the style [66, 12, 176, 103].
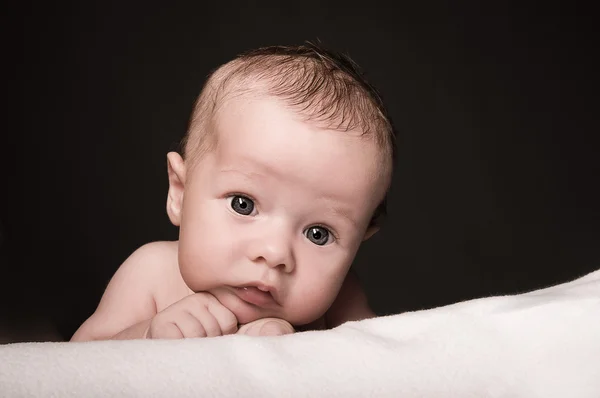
[212, 95, 388, 191]
[212, 93, 389, 169]
[213, 89, 367, 138]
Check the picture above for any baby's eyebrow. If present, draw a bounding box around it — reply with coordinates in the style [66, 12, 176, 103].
[325, 204, 358, 228]
[218, 168, 265, 180]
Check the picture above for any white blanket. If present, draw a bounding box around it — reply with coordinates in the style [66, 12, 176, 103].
[1, 269, 599, 398]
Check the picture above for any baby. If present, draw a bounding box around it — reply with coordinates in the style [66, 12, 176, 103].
[71, 42, 395, 341]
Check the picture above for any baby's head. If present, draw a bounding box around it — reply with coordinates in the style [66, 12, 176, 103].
[166, 43, 395, 325]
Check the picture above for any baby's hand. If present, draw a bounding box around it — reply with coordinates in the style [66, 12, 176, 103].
[146, 292, 238, 339]
[237, 317, 295, 336]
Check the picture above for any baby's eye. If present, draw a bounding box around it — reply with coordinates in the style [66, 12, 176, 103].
[229, 195, 255, 216]
[304, 226, 334, 246]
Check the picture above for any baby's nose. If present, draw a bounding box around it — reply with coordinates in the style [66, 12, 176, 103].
[249, 225, 295, 272]
[258, 239, 294, 273]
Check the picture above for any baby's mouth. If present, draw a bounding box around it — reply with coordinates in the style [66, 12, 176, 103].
[233, 285, 278, 307]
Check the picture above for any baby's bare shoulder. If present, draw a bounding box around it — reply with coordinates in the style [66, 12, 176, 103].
[69, 241, 183, 341]
[130, 241, 180, 278]
[134, 240, 178, 260]
[133, 241, 191, 310]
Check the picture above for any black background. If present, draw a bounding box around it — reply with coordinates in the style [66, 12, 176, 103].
[3, 3, 598, 341]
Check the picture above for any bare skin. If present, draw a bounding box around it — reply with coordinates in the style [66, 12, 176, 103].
[71, 96, 384, 342]
[71, 241, 374, 341]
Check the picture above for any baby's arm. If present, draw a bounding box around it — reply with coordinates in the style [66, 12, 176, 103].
[70, 243, 168, 342]
[325, 269, 376, 328]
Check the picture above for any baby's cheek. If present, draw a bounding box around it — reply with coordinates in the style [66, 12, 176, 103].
[291, 258, 348, 312]
[199, 243, 230, 275]
[178, 237, 226, 291]
[288, 281, 339, 323]
[178, 244, 206, 290]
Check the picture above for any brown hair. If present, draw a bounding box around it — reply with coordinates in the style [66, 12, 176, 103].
[181, 41, 396, 227]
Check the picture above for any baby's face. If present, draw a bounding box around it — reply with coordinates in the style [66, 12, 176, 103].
[176, 95, 387, 326]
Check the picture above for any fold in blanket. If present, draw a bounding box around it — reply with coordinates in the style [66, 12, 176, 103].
[1, 270, 599, 398]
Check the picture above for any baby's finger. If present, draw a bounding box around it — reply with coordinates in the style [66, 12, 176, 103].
[259, 319, 295, 336]
[184, 300, 225, 337]
[206, 299, 238, 335]
[148, 320, 184, 340]
[177, 311, 207, 338]
[194, 309, 222, 337]
[237, 318, 295, 336]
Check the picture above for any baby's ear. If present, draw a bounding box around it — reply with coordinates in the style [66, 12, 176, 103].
[363, 226, 380, 241]
[166, 152, 186, 226]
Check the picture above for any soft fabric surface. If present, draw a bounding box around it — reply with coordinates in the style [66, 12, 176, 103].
[1, 270, 599, 398]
